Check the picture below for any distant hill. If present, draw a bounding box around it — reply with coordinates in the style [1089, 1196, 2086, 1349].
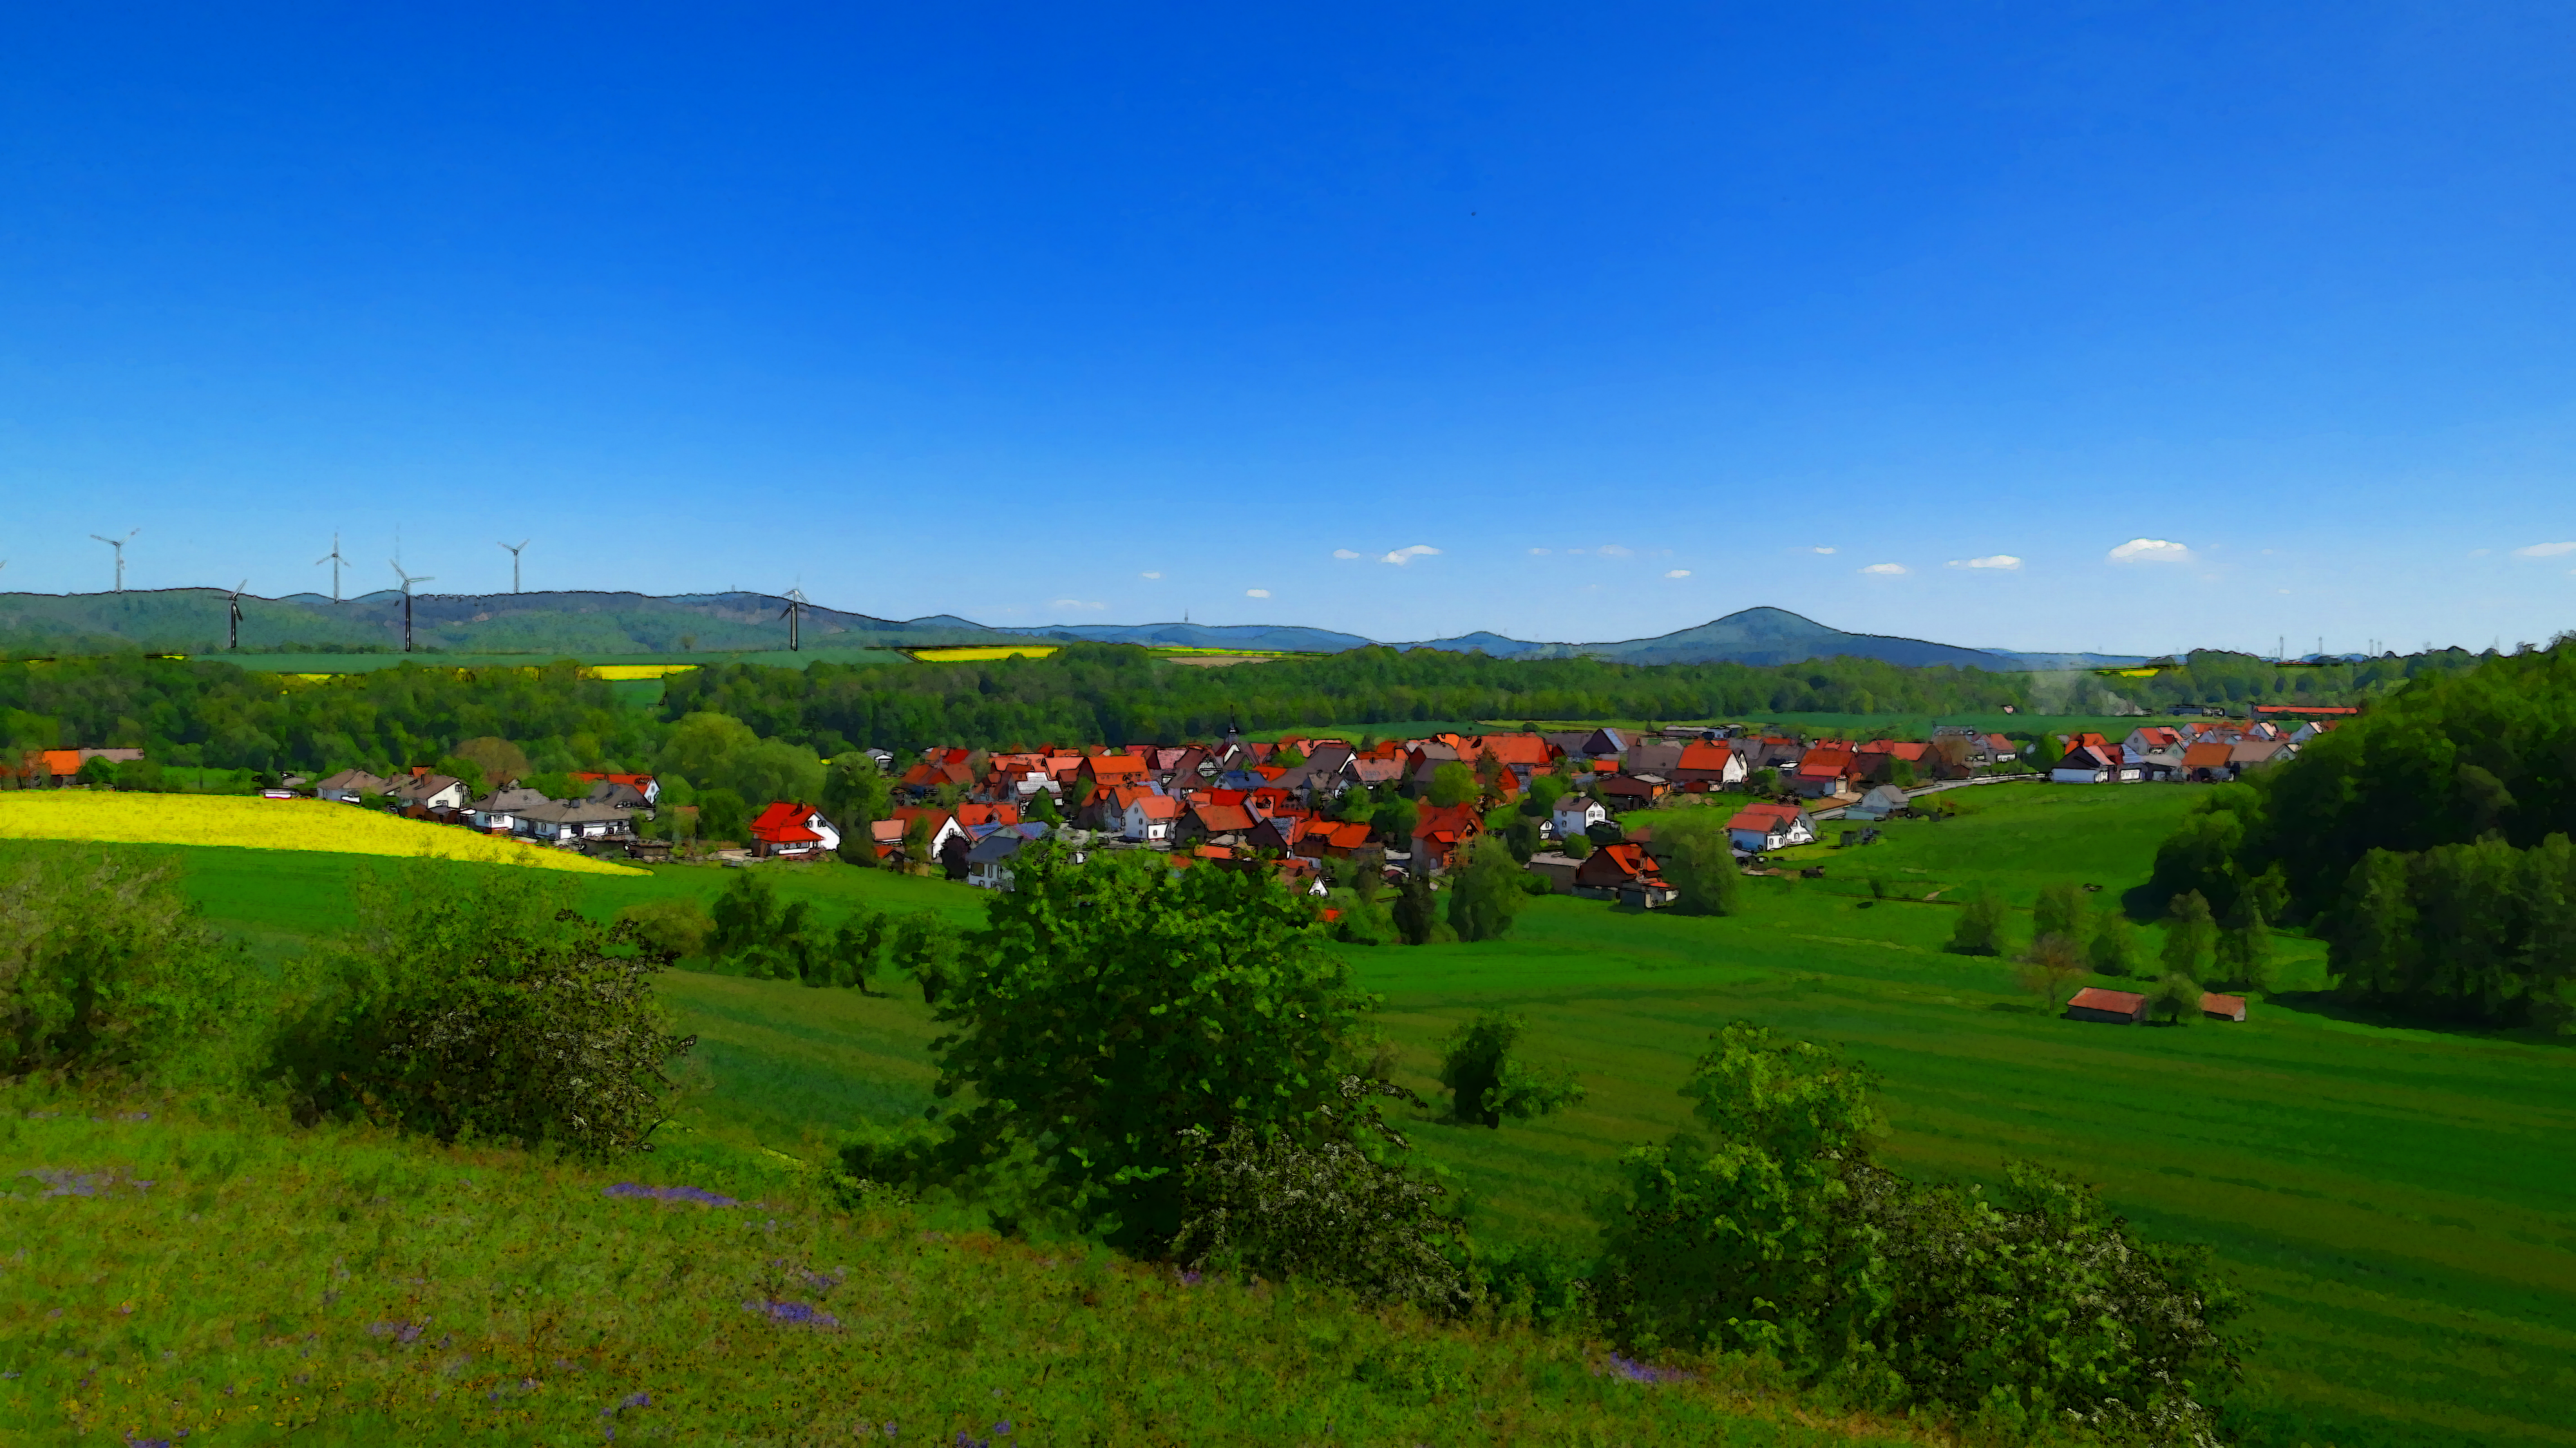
[0, 591, 2040, 671]
[1002, 620, 1375, 653]
[0, 589, 1016, 655]
[1388, 608, 2016, 669]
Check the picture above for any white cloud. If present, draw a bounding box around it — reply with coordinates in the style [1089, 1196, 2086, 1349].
[2107, 538, 2193, 565]
[1596, 544, 1633, 557]
[1946, 555, 2022, 571]
[1332, 549, 1362, 560]
[1379, 544, 1441, 564]
[1048, 598, 1108, 611]
[1139, 571, 1162, 579]
[1528, 547, 1550, 555]
[1860, 563, 1908, 575]
[1665, 568, 1691, 578]
[1245, 588, 1270, 598]
[2513, 541, 2576, 557]
[1811, 546, 1835, 555]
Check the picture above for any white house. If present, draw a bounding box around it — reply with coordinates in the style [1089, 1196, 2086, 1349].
[466, 785, 553, 834]
[312, 768, 393, 804]
[1551, 795, 1608, 841]
[1121, 792, 1183, 844]
[1726, 803, 1815, 853]
[514, 799, 634, 844]
[388, 771, 472, 812]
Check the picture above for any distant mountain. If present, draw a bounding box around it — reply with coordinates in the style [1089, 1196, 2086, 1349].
[1001, 620, 1375, 653]
[1389, 608, 2016, 669]
[1981, 650, 2154, 671]
[0, 591, 2040, 671]
[0, 589, 1016, 655]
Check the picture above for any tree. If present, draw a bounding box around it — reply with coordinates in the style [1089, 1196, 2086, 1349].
[1947, 889, 2008, 955]
[2213, 894, 2277, 993]
[2085, 906, 2140, 977]
[1752, 767, 1782, 795]
[77, 754, 118, 788]
[1028, 788, 1062, 825]
[2163, 890, 2215, 980]
[1524, 770, 1568, 817]
[900, 812, 933, 874]
[1374, 796, 1419, 848]
[1564, 833, 1595, 859]
[708, 869, 781, 962]
[2032, 882, 2087, 942]
[832, 908, 888, 993]
[1497, 812, 1542, 864]
[1426, 761, 1476, 807]
[1447, 837, 1527, 942]
[822, 752, 891, 864]
[2014, 929, 2088, 1014]
[923, 843, 1371, 1250]
[1274, 743, 1307, 768]
[2329, 848, 2417, 1002]
[1392, 872, 1439, 946]
[1436, 1010, 1585, 1127]
[451, 736, 532, 786]
[891, 912, 958, 1004]
[697, 788, 748, 845]
[1656, 816, 1741, 917]
[2149, 971, 2203, 1025]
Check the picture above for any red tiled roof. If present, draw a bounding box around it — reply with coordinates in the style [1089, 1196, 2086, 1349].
[2067, 987, 2148, 1014]
[1192, 803, 1258, 834]
[2181, 742, 2233, 768]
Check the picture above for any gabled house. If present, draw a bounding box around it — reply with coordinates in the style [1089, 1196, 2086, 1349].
[1077, 754, 1151, 792]
[1842, 785, 1911, 823]
[2050, 736, 2138, 785]
[1726, 802, 1814, 853]
[574, 771, 661, 805]
[965, 823, 1052, 890]
[890, 805, 970, 861]
[1294, 819, 1379, 861]
[1121, 790, 1184, 844]
[515, 798, 636, 845]
[466, 785, 552, 834]
[1573, 842, 1671, 904]
[750, 801, 842, 858]
[1593, 773, 1667, 810]
[388, 770, 471, 813]
[1791, 743, 1861, 799]
[1410, 802, 1484, 873]
[312, 768, 395, 804]
[2065, 987, 2148, 1024]
[1178, 801, 1260, 846]
[2179, 741, 2235, 783]
[1673, 740, 1745, 788]
[1551, 794, 1608, 841]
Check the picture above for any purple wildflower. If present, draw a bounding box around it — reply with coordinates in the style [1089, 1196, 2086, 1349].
[366, 1320, 426, 1344]
[124, 1435, 173, 1448]
[1603, 1353, 1694, 1384]
[994, 1420, 1014, 1436]
[743, 1299, 840, 1328]
[603, 1183, 739, 1206]
[1178, 1270, 1202, 1286]
[620, 1392, 651, 1410]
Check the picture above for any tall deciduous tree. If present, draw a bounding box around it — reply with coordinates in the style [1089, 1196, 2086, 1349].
[1446, 837, 1526, 942]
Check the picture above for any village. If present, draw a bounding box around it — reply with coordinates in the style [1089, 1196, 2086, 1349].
[5, 708, 2336, 911]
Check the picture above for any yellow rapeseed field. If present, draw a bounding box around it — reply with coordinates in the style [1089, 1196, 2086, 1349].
[0, 792, 645, 875]
[911, 645, 1061, 662]
[584, 663, 701, 681]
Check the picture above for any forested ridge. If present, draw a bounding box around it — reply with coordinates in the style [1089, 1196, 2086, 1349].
[2150, 638, 2576, 1029]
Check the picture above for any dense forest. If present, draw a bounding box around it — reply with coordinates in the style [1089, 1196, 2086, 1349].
[2103, 649, 2479, 713]
[2149, 639, 2576, 1029]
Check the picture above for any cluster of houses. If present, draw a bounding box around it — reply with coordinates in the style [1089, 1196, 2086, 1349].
[306, 766, 670, 851]
[2045, 715, 2338, 786]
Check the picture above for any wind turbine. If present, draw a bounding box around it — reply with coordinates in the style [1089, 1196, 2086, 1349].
[779, 587, 810, 651]
[316, 533, 349, 602]
[226, 581, 249, 650]
[390, 561, 435, 653]
[90, 529, 138, 592]
[498, 538, 529, 593]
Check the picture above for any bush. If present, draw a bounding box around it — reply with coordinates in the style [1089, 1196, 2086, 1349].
[267, 861, 695, 1155]
[617, 896, 714, 965]
[916, 841, 1370, 1250]
[1170, 1075, 1466, 1308]
[1595, 1022, 2244, 1433]
[1435, 1010, 1584, 1127]
[891, 912, 959, 1002]
[1392, 873, 1438, 946]
[0, 843, 242, 1080]
[2086, 906, 2140, 976]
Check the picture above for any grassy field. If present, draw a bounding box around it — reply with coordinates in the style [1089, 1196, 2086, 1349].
[41, 785, 2576, 1448]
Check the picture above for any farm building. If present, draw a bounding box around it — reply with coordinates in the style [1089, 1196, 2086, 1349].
[2201, 991, 2248, 1022]
[2065, 986, 2149, 1024]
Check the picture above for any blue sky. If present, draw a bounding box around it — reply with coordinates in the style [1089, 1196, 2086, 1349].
[4, 3, 2574, 654]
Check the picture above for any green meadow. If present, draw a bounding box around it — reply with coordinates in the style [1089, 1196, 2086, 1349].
[37, 783, 2576, 1448]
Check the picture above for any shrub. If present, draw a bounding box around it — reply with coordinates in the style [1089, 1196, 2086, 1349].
[1170, 1075, 1466, 1309]
[890, 912, 959, 1003]
[1392, 873, 1438, 946]
[2032, 881, 2086, 940]
[918, 842, 1369, 1250]
[2087, 906, 2140, 976]
[0, 843, 242, 1080]
[2014, 930, 2088, 1013]
[267, 861, 694, 1155]
[1435, 1010, 1584, 1127]
[617, 896, 714, 964]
